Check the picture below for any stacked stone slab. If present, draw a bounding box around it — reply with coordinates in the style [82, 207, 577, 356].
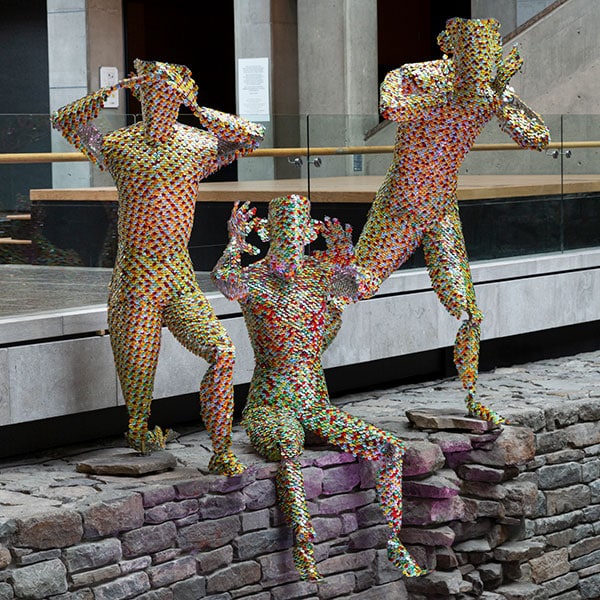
[0, 398, 598, 599]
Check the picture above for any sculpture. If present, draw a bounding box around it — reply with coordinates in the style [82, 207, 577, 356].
[211, 195, 424, 580]
[52, 60, 264, 475]
[330, 18, 551, 424]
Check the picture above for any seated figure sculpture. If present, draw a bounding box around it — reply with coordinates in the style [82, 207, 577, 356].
[52, 60, 264, 475]
[211, 194, 424, 581]
[327, 18, 551, 425]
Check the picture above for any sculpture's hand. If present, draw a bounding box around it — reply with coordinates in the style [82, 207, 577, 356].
[492, 45, 523, 96]
[321, 217, 354, 267]
[228, 201, 260, 256]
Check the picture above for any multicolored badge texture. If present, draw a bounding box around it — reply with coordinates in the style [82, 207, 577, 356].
[339, 18, 550, 425]
[52, 60, 264, 474]
[213, 195, 425, 580]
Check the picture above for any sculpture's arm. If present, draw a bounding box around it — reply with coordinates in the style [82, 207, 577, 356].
[195, 107, 265, 169]
[380, 62, 451, 122]
[492, 46, 551, 151]
[211, 201, 259, 301]
[51, 75, 147, 169]
[318, 217, 361, 301]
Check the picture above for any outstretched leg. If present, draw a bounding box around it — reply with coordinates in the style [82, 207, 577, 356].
[164, 289, 245, 476]
[299, 403, 425, 577]
[423, 205, 505, 424]
[244, 406, 321, 581]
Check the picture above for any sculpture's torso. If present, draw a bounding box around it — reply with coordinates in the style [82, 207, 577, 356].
[103, 122, 218, 258]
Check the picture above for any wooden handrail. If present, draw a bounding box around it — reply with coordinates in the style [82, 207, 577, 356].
[0, 140, 598, 164]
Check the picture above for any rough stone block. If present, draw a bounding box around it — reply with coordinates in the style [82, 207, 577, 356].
[404, 440, 446, 476]
[494, 540, 545, 562]
[241, 479, 277, 510]
[541, 571, 579, 597]
[315, 572, 355, 599]
[457, 464, 505, 483]
[241, 508, 270, 533]
[11, 558, 68, 599]
[404, 568, 464, 595]
[80, 493, 144, 538]
[318, 549, 376, 576]
[234, 527, 293, 560]
[322, 462, 361, 495]
[312, 517, 342, 543]
[399, 525, 455, 547]
[565, 422, 600, 448]
[270, 579, 318, 600]
[529, 548, 570, 584]
[16, 510, 83, 549]
[503, 479, 538, 517]
[70, 564, 121, 587]
[404, 475, 460, 499]
[435, 546, 459, 570]
[121, 522, 177, 558]
[140, 485, 176, 508]
[170, 576, 206, 600]
[570, 534, 600, 559]
[545, 484, 591, 516]
[355, 503, 385, 527]
[145, 499, 198, 524]
[534, 510, 584, 535]
[316, 490, 375, 515]
[348, 524, 388, 550]
[206, 561, 262, 593]
[579, 573, 600, 600]
[303, 466, 323, 499]
[404, 495, 469, 526]
[571, 548, 600, 571]
[345, 579, 408, 599]
[198, 492, 245, 519]
[178, 515, 240, 552]
[257, 549, 298, 586]
[494, 582, 549, 600]
[93, 572, 151, 600]
[64, 538, 122, 573]
[469, 427, 535, 468]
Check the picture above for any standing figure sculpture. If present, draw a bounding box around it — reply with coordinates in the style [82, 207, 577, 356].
[212, 195, 424, 581]
[332, 18, 550, 424]
[52, 60, 264, 475]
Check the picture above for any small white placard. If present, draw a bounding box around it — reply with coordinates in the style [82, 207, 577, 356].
[99, 66, 119, 108]
[237, 57, 270, 121]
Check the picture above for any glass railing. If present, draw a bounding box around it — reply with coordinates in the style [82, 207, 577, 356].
[1, 111, 599, 318]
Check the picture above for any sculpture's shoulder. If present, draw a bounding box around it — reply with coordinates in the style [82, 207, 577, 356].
[387, 59, 454, 95]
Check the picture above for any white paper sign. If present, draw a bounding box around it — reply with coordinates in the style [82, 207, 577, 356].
[237, 57, 270, 121]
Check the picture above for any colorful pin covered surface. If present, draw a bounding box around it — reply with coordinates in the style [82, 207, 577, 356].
[332, 18, 550, 425]
[212, 195, 425, 580]
[52, 60, 265, 474]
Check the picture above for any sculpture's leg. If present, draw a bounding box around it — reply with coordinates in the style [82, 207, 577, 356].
[108, 294, 163, 454]
[164, 290, 245, 476]
[244, 406, 320, 580]
[300, 403, 425, 577]
[423, 204, 505, 424]
[354, 197, 421, 300]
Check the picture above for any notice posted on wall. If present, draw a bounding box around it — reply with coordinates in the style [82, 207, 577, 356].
[237, 57, 270, 122]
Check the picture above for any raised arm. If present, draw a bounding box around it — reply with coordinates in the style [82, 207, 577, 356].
[492, 46, 551, 151]
[380, 61, 452, 123]
[194, 107, 265, 170]
[318, 217, 361, 302]
[51, 75, 150, 168]
[211, 201, 259, 301]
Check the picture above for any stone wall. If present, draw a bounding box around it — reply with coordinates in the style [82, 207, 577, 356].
[0, 399, 598, 599]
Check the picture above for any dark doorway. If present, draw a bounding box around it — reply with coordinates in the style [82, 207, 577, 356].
[377, 0, 471, 86]
[122, 0, 237, 181]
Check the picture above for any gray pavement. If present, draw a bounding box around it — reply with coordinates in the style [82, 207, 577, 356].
[0, 348, 598, 520]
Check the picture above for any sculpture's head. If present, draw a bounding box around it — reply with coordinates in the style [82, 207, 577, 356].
[130, 59, 201, 141]
[259, 195, 321, 280]
[437, 18, 502, 89]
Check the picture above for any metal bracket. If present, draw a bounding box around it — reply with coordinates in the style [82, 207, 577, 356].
[547, 149, 572, 159]
[287, 157, 322, 168]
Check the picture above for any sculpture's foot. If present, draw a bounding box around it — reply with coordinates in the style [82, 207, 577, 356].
[126, 426, 177, 455]
[208, 448, 246, 477]
[293, 542, 322, 581]
[388, 536, 427, 578]
[467, 400, 507, 425]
